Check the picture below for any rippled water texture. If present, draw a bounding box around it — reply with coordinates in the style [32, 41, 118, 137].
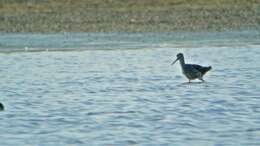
[0, 31, 260, 145]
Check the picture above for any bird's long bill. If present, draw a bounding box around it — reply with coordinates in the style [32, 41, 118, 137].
[171, 58, 179, 65]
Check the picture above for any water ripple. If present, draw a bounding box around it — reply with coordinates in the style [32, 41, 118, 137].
[0, 36, 260, 145]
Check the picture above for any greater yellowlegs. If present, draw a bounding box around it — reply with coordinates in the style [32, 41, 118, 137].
[172, 53, 211, 83]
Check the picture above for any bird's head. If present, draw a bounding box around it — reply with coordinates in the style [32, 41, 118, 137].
[171, 53, 184, 65]
[176, 53, 184, 59]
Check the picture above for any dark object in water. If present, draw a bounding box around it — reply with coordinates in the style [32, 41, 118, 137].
[172, 53, 212, 83]
[0, 103, 4, 111]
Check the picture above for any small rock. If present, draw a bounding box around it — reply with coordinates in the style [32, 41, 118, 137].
[0, 103, 4, 111]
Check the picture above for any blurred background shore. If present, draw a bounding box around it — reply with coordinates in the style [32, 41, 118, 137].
[0, 0, 259, 32]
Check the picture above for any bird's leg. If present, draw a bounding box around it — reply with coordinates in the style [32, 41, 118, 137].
[198, 73, 204, 82]
[199, 78, 205, 82]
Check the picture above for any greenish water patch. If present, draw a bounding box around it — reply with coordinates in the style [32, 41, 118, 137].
[0, 30, 259, 53]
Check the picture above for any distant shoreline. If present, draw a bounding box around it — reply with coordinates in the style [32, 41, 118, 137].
[0, 0, 259, 33]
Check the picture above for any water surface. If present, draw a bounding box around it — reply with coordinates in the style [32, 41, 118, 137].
[0, 31, 260, 146]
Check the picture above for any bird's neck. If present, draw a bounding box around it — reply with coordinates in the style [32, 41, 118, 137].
[179, 58, 185, 67]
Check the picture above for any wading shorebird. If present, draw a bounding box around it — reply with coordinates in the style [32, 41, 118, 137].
[171, 53, 211, 83]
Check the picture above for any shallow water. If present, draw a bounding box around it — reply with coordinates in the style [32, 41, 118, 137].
[0, 31, 260, 146]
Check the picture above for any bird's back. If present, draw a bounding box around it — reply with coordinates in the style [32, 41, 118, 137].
[190, 64, 212, 75]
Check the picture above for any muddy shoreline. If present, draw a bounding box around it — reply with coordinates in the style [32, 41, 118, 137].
[0, 0, 259, 32]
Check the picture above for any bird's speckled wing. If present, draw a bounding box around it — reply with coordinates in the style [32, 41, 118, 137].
[183, 64, 201, 79]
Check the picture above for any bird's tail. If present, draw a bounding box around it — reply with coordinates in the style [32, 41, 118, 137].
[201, 66, 212, 75]
[208, 66, 212, 71]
